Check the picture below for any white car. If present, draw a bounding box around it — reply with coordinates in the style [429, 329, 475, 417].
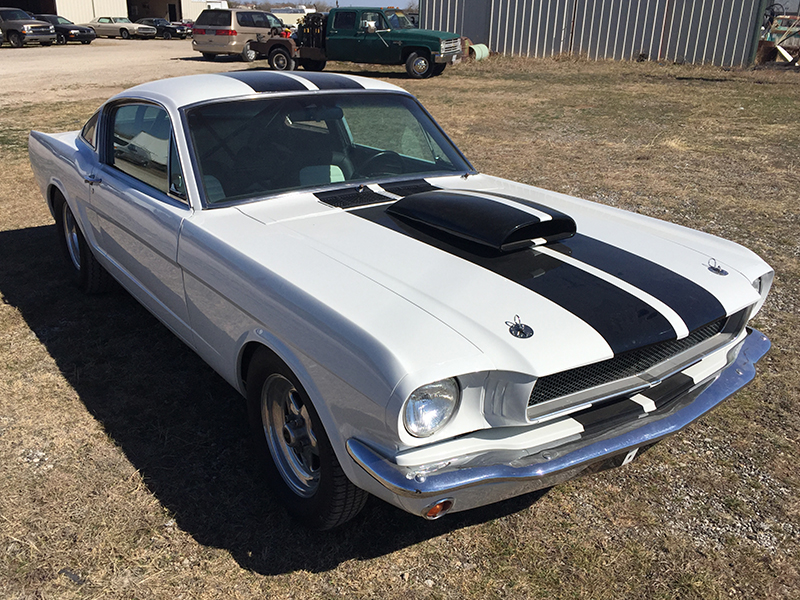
[84, 16, 156, 39]
[28, 72, 772, 529]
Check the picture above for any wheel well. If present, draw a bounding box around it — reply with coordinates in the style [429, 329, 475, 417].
[240, 341, 280, 395]
[402, 47, 429, 62]
[48, 185, 65, 215]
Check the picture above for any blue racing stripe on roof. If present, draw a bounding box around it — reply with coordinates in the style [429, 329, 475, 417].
[220, 71, 309, 92]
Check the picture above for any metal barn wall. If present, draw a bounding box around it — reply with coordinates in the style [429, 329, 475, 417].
[419, 0, 765, 67]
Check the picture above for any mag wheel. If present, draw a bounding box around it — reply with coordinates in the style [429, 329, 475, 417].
[405, 51, 434, 78]
[247, 351, 367, 529]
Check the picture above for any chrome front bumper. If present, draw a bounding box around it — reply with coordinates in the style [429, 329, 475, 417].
[347, 328, 770, 510]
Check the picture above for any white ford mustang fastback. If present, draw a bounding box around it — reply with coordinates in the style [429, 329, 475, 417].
[28, 72, 772, 529]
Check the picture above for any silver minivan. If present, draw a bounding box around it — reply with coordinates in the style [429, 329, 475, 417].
[191, 9, 283, 62]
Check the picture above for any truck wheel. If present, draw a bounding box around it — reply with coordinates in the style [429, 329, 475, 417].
[301, 59, 326, 71]
[269, 47, 295, 71]
[8, 31, 23, 47]
[120, 28, 130, 39]
[405, 51, 434, 78]
[246, 350, 367, 529]
[241, 41, 257, 62]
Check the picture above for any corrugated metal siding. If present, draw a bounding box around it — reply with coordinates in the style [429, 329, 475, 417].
[55, 0, 128, 23]
[419, 0, 764, 66]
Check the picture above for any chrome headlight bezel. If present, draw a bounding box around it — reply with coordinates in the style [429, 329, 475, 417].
[750, 270, 774, 319]
[403, 378, 460, 438]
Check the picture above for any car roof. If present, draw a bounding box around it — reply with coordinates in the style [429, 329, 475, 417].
[114, 72, 407, 111]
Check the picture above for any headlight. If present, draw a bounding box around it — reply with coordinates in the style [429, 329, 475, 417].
[49, 26, 55, 33]
[69, 29, 80, 34]
[22, 24, 31, 32]
[403, 378, 459, 438]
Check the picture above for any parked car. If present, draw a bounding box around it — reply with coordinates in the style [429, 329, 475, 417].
[28, 72, 772, 530]
[83, 16, 156, 39]
[136, 17, 189, 39]
[191, 8, 283, 61]
[34, 14, 95, 44]
[0, 7, 55, 46]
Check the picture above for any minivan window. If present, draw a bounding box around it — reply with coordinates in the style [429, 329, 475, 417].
[195, 10, 231, 27]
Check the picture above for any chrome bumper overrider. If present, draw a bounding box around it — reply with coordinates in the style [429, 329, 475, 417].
[347, 328, 770, 499]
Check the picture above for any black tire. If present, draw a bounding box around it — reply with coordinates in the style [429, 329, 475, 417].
[120, 28, 130, 40]
[301, 58, 326, 71]
[246, 350, 367, 530]
[41, 41, 52, 46]
[432, 63, 447, 76]
[56, 33, 66, 44]
[81, 40, 91, 44]
[405, 51, 434, 78]
[162, 30, 172, 40]
[268, 46, 295, 71]
[241, 41, 256, 62]
[8, 31, 23, 48]
[53, 194, 114, 294]
[202, 52, 216, 61]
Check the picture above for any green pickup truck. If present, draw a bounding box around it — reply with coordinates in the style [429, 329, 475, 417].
[250, 7, 462, 78]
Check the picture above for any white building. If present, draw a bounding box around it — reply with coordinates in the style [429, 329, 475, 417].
[16, 0, 221, 24]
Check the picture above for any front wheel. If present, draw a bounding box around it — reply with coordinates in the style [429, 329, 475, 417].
[405, 51, 434, 78]
[8, 31, 23, 47]
[56, 32, 66, 44]
[120, 28, 130, 39]
[246, 351, 367, 529]
[268, 46, 295, 71]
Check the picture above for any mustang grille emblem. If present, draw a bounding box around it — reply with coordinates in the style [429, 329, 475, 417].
[506, 315, 534, 339]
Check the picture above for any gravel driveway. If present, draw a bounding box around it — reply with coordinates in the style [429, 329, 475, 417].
[0, 39, 247, 108]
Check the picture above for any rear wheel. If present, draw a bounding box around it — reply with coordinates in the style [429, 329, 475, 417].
[202, 52, 216, 61]
[300, 58, 326, 71]
[241, 41, 257, 62]
[162, 30, 172, 40]
[246, 350, 367, 529]
[120, 28, 130, 39]
[54, 195, 114, 294]
[268, 46, 295, 71]
[405, 51, 434, 78]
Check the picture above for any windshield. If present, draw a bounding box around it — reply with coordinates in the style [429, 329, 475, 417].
[0, 9, 33, 20]
[56, 16, 73, 24]
[186, 93, 471, 206]
[154, 18, 169, 25]
[384, 10, 415, 29]
[113, 17, 132, 23]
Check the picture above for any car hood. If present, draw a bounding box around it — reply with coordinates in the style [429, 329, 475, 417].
[392, 28, 460, 42]
[232, 174, 764, 378]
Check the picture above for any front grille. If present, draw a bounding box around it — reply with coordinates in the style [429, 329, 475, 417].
[528, 318, 726, 407]
[30, 26, 51, 33]
[441, 38, 460, 55]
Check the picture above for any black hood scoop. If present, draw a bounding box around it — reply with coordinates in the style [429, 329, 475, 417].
[386, 190, 577, 252]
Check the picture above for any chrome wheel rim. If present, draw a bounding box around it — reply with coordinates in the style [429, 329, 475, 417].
[62, 203, 81, 271]
[262, 374, 320, 497]
[412, 56, 430, 75]
[273, 53, 288, 69]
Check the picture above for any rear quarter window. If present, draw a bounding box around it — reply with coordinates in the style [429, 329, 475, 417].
[195, 10, 231, 27]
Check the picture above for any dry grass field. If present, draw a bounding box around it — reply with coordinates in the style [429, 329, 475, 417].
[1, 44, 799, 599]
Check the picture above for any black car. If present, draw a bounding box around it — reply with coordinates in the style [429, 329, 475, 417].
[35, 14, 95, 44]
[136, 18, 188, 39]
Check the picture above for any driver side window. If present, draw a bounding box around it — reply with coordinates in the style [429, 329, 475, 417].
[110, 103, 186, 202]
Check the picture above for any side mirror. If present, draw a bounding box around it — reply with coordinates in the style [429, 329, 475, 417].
[363, 20, 377, 33]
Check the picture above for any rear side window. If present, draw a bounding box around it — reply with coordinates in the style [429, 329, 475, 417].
[333, 11, 356, 30]
[237, 12, 254, 27]
[195, 10, 231, 27]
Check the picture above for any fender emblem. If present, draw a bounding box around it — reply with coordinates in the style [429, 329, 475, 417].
[505, 315, 534, 339]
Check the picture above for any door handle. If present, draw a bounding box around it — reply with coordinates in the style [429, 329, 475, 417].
[84, 174, 102, 184]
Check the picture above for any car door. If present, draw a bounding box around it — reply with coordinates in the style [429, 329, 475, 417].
[95, 17, 112, 36]
[87, 101, 195, 345]
[355, 11, 397, 63]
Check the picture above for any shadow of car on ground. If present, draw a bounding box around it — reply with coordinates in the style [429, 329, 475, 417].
[0, 224, 548, 576]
